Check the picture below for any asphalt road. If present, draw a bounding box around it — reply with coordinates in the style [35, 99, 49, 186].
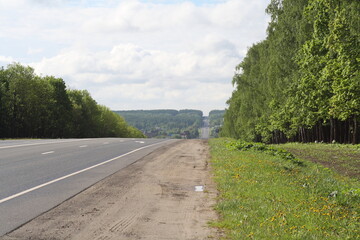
[200, 117, 210, 139]
[0, 138, 175, 236]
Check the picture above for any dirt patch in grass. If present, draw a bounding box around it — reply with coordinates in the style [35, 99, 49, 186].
[281, 145, 360, 180]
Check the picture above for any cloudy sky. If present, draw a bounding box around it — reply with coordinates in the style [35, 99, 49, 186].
[0, 0, 270, 115]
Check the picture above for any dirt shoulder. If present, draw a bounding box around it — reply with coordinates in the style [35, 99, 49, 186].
[2, 140, 219, 240]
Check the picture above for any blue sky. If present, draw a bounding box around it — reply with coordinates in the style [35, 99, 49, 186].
[0, 0, 270, 114]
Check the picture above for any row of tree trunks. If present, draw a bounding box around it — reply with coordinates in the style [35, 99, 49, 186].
[269, 117, 359, 144]
[271, 130, 289, 144]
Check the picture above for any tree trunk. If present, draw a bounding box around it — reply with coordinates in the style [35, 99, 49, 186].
[300, 127, 304, 143]
[330, 118, 334, 143]
[347, 120, 350, 143]
[353, 115, 357, 144]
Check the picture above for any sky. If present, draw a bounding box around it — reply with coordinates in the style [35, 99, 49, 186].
[0, 0, 270, 115]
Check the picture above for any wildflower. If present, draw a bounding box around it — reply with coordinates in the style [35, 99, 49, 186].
[289, 226, 298, 232]
[246, 232, 254, 238]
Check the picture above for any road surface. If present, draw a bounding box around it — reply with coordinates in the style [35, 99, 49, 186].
[200, 117, 210, 139]
[0, 138, 175, 236]
[1, 140, 219, 240]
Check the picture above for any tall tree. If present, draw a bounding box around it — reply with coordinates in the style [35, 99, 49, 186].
[0, 67, 10, 137]
[46, 76, 73, 137]
[327, 2, 360, 143]
[222, 0, 360, 144]
[0, 63, 144, 139]
[68, 89, 101, 138]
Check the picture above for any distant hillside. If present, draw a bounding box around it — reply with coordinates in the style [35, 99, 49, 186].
[114, 110, 203, 139]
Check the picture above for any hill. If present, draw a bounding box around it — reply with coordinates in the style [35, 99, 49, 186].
[114, 110, 203, 139]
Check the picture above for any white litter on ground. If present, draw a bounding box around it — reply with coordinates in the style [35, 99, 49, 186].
[195, 186, 204, 192]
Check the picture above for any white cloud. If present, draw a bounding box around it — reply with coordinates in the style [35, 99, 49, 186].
[0, 56, 15, 65]
[27, 47, 44, 55]
[33, 38, 239, 84]
[1, 0, 270, 114]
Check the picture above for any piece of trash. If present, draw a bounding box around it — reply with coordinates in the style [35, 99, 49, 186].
[329, 190, 338, 197]
[195, 186, 204, 192]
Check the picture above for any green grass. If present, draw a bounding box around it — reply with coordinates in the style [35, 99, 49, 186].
[209, 138, 360, 239]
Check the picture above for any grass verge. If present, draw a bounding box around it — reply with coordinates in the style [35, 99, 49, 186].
[209, 138, 360, 239]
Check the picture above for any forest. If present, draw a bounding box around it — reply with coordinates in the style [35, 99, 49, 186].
[114, 110, 203, 139]
[221, 0, 360, 144]
[0, 63, 144, 139]
[209, 110, 225, 138]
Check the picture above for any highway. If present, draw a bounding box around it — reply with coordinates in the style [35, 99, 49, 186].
[200, 117, 210, 139]
[0, 138, 175, 236]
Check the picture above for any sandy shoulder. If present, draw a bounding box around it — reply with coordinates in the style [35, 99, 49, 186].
[2, 140, 219, 240]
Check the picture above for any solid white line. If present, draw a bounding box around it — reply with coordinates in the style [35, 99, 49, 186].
[79, 145, 88, 148]
[41, 151, 54, 155]
[0, 139, 93, 150]
[0, 140, 168, 205]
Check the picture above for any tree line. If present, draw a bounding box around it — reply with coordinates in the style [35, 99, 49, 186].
[209, 110, 225, 138]
[115, 110, 203, 139]
[0, 63, 144, 139]
[221, 0, 359, 144]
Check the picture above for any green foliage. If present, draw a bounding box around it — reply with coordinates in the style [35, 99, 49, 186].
[222, 0, 360, 144]
[0, 63, 144, 139]
[114, 109, 202, 139]
[209, 110, 224, 138]
[209, 138, 360, 239]
[209, 110, 224, 126]
[226, 140, 303, 165]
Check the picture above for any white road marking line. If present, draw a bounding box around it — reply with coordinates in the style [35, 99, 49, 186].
[41, 151, 54, 155]
[0, 140, 169, 205]
[79, 145, 88, 148]
[135, 141, 145, 144]
[103, 142, 109, 145]
[0, 139, 93, 150]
